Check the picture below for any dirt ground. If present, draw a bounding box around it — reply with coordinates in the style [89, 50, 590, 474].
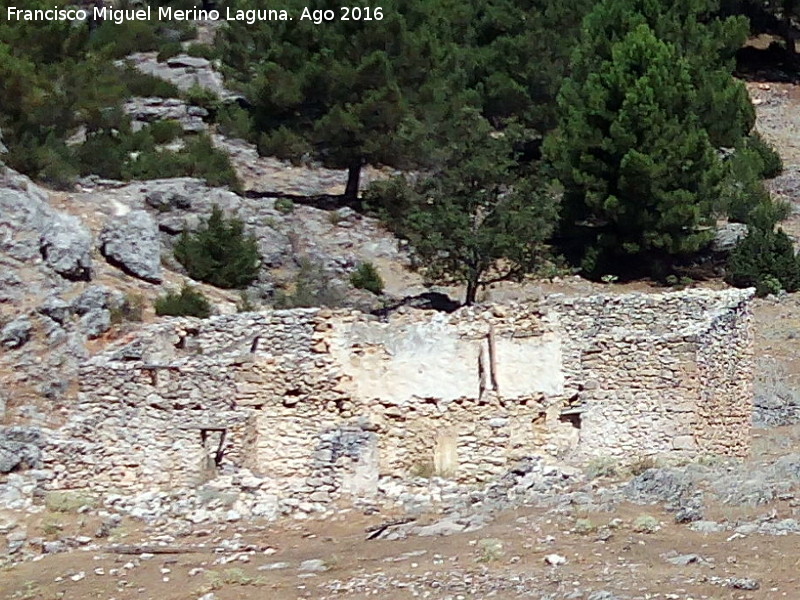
[3, 488, 800, 600]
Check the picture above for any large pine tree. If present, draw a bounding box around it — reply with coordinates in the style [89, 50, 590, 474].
[546, 0, 759, 277]
[546, 23, 724, 276]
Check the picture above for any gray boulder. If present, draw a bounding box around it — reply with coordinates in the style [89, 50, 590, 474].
[0, 427, 43, 473]
[72, 285, 113, 315]
[0, 172, 50, 262]
[712, 222, 748, 254]
[99, 210, 162, 283]
[167, 55, 212, 70]
[39, 214, 93, 280]
[145, 189, 192, 212]
[80, 308, 111, 339]
[1, 317, 32, 349]
[38, 296, 71, 325]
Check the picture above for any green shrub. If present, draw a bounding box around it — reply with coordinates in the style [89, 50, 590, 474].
[746, 132, 784, 179]
[120, 66, 181, 98]
[182, 135, 240, 191]
[155, 283, 212, 318]
[122, 134, 241, 192]
[148, 120, 183, 145]
[174, 205, 261, 289]
[176, 23, 198, 42]
[725, 227, 800, 296]
[631, 514, 660, 533]
[574, 518, 595, 535]
[187, 43, 218, 60]
[257, 127, 311, 162]
[34, 138, 78, 190]
[274, 197, 294, 214]
[475, 538, 505, 563]
[157, 41, 183, 63]
[73, 130, 129, 179]
[89, 20, 162, 58]
[185, 85, 219, 114]
[217, 104, 253, 141]
[350, 262, 384, 295]
[585, 456, 622, 480]
[274, 260, 345, 308]
[747, 196, 791, 231]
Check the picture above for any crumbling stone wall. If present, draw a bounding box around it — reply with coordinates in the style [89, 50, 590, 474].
[42, 288, 754, 506]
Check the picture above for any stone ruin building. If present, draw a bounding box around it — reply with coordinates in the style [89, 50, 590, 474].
[41, 288, 753, 508]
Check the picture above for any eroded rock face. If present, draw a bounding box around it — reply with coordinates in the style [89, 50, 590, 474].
[99, 210, 162, 283]
[39, 213, 93, 281]
[0, 427, 43, 474]
[1, 317, 32, 349]
[124, 52, 235, 99]
[713, 222, 748, 254]
[123, 97, 208, 134]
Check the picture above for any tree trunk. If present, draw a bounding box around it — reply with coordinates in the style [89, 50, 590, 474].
[465, 278, 479, 306]
[782, 0, 797, 57]
[344, 162, 362, 203]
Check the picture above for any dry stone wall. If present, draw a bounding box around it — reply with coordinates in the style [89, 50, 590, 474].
[42, 288, 754, 511]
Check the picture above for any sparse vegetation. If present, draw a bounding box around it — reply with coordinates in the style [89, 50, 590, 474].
[631, 514, 660, 533]
[409, 459, 436, 479]
[585, 457, 622, 480]
[274, 198, 295, 215]
[628, 456, 659, 476]
[44, 491, 96, 513]
[109, 294, 145, 325]
[236, 291, 258, 313]
[350, 262, 384, 295]
[273, 260, 345, 308]
[154, 283, 212, 318]
[574, 518, 596, 535]
[475, 538, 505, 563]
[203, 568, 265, 591]
[40, 518, 64, 537]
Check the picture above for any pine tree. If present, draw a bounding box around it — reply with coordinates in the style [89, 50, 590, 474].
[174, 206, 261, 289]
[220, 0, 435, 201]
[546, 22, 724, 277]
[367, 109, 558, 305]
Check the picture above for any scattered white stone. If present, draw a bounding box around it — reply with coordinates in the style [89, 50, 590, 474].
[258, 561, 290, 571]
[544, 554, 567, 566]
[298, 559, 328, 572]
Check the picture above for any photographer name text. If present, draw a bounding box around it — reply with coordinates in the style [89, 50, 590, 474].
[5, 6, 384, 25]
